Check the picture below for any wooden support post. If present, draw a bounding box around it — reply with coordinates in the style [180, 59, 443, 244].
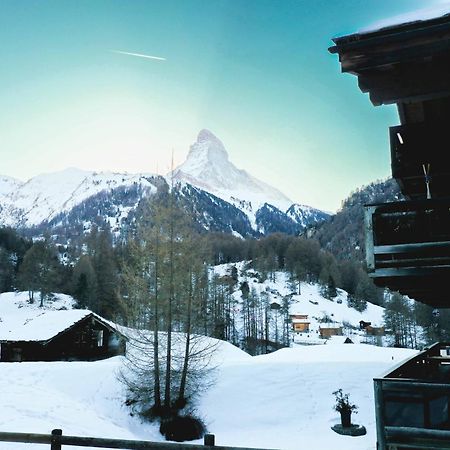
[204, 434, 215, 446]
[51, 429, 62, 450]
[374, 380, 386, 450]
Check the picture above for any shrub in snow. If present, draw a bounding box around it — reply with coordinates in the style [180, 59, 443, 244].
[159, 414, 206, 442]
[332, 389, 358, 428]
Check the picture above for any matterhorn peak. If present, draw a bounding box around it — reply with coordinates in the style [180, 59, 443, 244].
[172, 129, 293, 212]
[197, 128, 222, 144]
[185, 129, 229, 167]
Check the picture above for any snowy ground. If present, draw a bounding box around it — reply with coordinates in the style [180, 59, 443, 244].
[0, 344, 416, 450]
[0, 291, 416, 450]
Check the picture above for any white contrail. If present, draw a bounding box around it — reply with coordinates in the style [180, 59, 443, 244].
[110, 50, 166, 61]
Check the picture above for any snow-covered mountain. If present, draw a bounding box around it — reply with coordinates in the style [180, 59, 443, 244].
[173, 129, 293, 212]
[0, 168, 159, 228]
[172, 129, 329, 233]
[0, 130, 330, 240]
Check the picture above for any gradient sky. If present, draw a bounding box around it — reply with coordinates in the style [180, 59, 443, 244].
[1, 0, 448, 212]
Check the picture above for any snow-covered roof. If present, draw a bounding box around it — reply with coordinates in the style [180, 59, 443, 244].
[0, 310, 93, 342]
[361, 6, 450, 34]
[291, 319, 310, 324]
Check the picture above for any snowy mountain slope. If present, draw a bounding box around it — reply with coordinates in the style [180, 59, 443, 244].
[0, 175, 22, 197]
[287, 203, 330, 229]
[0, 169, 159, 228]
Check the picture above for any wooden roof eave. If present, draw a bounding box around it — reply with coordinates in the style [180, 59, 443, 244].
[330, 14, 450, 105]
[329, 14, 450, 56]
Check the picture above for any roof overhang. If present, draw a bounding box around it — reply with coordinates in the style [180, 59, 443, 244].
[329, 13, 450, 105]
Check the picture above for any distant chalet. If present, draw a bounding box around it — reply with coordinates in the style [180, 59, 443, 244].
[0, 310, 126, 362]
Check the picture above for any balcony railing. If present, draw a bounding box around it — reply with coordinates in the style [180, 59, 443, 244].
[365, 199, 450, 306]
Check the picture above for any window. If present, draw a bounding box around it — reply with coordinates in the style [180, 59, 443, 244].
[97, 330, 104, 347]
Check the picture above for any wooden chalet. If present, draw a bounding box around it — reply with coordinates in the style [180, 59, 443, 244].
[290, 314, 310, 332]
[365, 325, 385, 337]
[330, 12, 450, 308]
[0, 310, 126, 362]
[319, 326, 342, 339]
[330, 10, 450, 450]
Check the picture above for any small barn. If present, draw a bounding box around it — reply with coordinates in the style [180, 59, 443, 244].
[319, 326, 343, 339]
[365, 326, 385, 337]
[0, 310, 126, 362]
[290, 314, 310, 332]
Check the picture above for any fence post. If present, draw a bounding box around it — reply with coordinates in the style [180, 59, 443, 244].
[51, 429, 62, 450]
[204, 434, 215, 446]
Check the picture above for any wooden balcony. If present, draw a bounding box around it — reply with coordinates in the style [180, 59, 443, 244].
[390, 122, 450, 200]
[365, 199, 450, 307]
[375, 343, 450, 449]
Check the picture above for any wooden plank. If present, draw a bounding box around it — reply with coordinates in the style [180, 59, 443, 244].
[381, 381, 450, 394]
[0, 432, 51, 445]
[385, 426, 450, 449]
[341, 39, 450, 73]
[371, 266, 450, 278]
[374, 379, 387, 450]
[426, 356, 450, 362]
[365, 206, 376, 271]
[374, 241, 450, 255]
[0, 431, 279, 450]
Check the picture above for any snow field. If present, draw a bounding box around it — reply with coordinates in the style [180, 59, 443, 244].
[0, 344, 416, 450]
[0, 287, 414, 450]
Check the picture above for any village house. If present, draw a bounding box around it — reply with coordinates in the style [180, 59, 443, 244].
[319, 326, 343, 339]
[365, 325, 385, 337]
[290, 314, 310, 333]
[0, 310, 126, 362]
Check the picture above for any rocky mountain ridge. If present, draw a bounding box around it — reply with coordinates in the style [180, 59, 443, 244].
[0, 131, 330, 241]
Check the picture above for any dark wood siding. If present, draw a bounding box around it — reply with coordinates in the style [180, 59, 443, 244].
[0, 315, 125, 362]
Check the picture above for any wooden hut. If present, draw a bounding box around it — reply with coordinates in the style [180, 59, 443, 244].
[290, 314, 310, 332]
[365, 326, 385, 337]
[319, 326, 342, 339]
[0, 310, 126, 362]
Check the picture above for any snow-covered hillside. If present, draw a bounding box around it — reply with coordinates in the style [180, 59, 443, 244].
[0, 292, 416, 450]
[0, 168, 158, 227]
[214, 262, 385, 347]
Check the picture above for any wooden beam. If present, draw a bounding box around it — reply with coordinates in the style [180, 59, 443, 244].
[0, 431, 278, 450]
[385, 426, 450, 449]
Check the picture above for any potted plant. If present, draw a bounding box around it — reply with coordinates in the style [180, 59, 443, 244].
[332, 389, 358, 428]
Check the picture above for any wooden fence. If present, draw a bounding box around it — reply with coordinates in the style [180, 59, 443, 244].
[0, 429, 277, 450]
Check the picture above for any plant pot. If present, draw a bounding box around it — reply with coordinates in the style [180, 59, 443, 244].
[340, 410, 352, 428]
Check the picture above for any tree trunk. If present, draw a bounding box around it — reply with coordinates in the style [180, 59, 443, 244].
[178, 271, 193, 403]
[153, 235, 161, 410]
[164, 187, 175, 411]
